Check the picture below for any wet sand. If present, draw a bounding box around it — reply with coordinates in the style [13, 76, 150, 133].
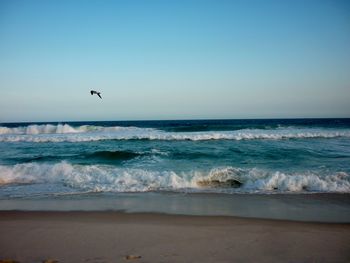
[1, 193, 350, 222]
[0, 211, 349, 263]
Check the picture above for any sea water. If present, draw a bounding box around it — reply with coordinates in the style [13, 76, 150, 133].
[0, 119, 350, 220]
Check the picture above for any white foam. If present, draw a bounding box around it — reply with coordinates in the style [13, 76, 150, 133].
[0, 162, 349, 193]
[0, 124, 80, 135]
[0, 124, 349, 142]
[0, 124, 150, 135]
[241, 170, 350, 192]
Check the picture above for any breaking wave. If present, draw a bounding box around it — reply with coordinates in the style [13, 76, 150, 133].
[0, 162, 349, 194]
[0, 124, 350, 142]
[0, 124, 150, 135]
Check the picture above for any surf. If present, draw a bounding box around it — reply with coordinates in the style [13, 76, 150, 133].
[1, 123, 350, 142]
[0, 162, 349, 196]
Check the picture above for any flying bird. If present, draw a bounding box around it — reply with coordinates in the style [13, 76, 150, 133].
[90, 90, 102, 99]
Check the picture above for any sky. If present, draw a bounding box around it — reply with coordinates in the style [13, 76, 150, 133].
[0, 0, 349, 122]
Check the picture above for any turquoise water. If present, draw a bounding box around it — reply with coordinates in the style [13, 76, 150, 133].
[0, 119, 350, 198]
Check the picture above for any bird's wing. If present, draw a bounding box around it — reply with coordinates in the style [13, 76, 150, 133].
[97, 93, 102, 99]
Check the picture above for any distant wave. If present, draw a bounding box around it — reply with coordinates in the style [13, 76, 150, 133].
[0, 162, 349, 194]
[0, 124, 350, 142]
[8, 150, 143, 164]
[83, 150, 141, 160]
[0, 124, 150, 135]
[161, 124, 279, 132]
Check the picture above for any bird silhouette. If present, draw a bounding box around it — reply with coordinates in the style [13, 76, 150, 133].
[90, 90, 102, 99]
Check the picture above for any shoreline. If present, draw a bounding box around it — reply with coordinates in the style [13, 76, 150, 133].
[1, 192, 349, 223]
[1, 210, 350, 225]
[1, 211, 349, 263]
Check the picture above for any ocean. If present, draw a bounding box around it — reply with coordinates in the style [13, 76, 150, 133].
[1, 118, 350, 221]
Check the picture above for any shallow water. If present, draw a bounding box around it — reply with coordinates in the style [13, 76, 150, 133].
[0, 193, 349, 223]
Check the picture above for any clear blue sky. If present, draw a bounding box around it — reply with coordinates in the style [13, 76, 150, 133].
[0, 0, 349, 122]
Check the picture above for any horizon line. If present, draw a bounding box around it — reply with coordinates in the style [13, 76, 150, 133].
[1, 116, 350, 124]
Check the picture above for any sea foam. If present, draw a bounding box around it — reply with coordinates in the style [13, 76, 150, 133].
[0, 162, 349, 194]
[0, 124, 350, 142]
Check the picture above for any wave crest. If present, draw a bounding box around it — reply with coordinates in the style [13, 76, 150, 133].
[0, 124, 349, 142]
[0, 162, 349, 194]
[0, 124, 148, 135]
[0, 124, 80, 135]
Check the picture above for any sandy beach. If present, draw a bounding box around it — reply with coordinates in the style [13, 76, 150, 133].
[1, 0, 350, 261]
[0, 211, 349, 263]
